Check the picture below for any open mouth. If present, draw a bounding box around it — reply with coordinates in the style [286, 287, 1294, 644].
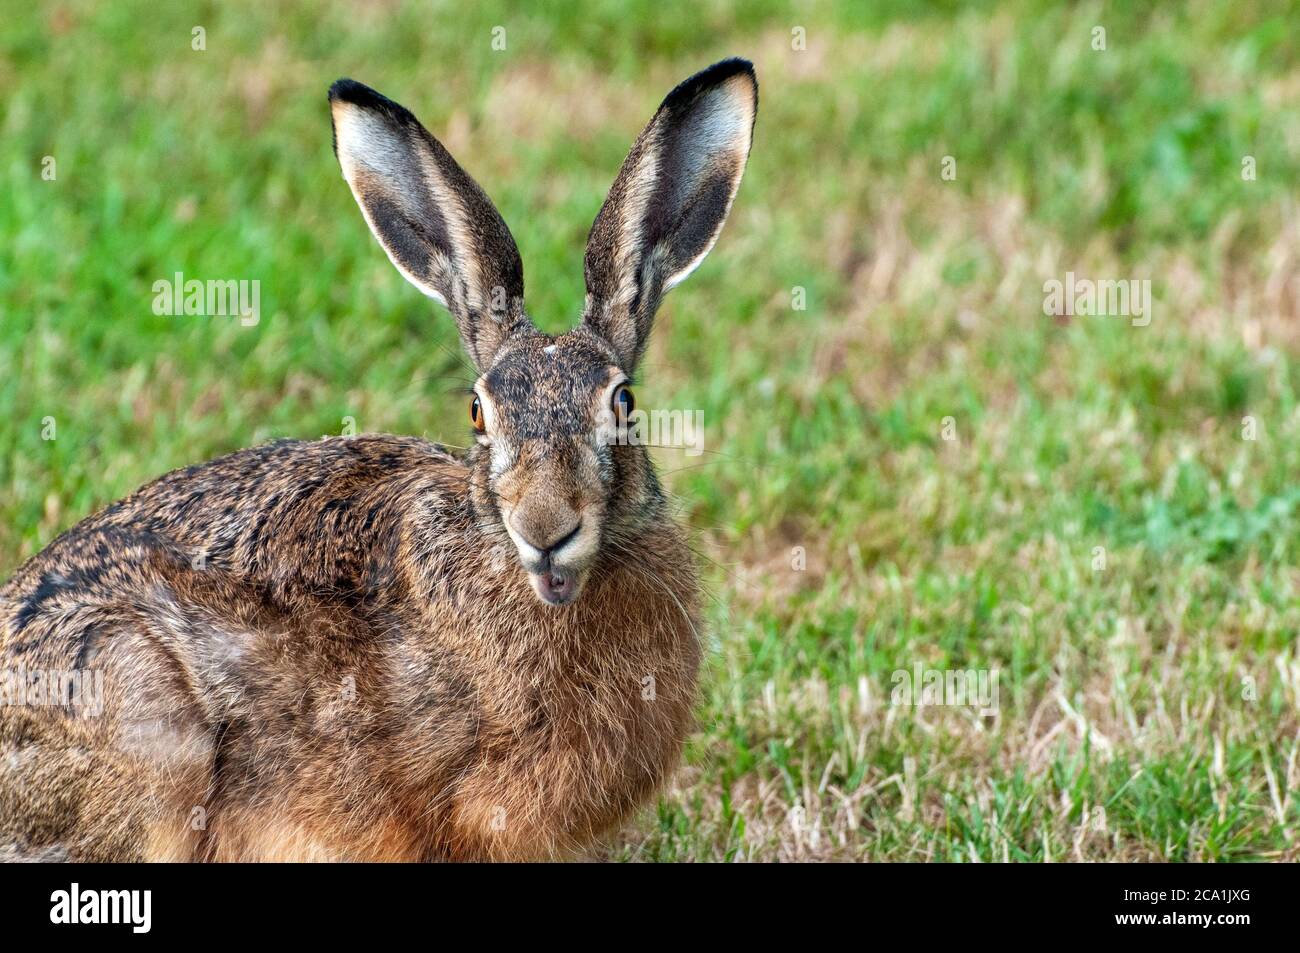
[529, 569, 580, 606]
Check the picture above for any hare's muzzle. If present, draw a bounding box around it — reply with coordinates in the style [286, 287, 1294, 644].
[502, 502, 598, 607]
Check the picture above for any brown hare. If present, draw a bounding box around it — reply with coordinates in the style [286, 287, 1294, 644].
[0, 58, 757, 861]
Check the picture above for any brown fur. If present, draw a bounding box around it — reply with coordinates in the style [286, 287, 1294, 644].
[0, 59, 756, 861]
[1, 436, 700, 861]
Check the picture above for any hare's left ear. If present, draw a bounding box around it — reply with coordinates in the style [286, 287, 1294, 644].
[582, 58, 757, 371]
[330, 79, 532, 371]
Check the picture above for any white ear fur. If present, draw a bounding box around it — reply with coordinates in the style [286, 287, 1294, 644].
[330, 79, 531, 370]
[332, 102, 452, 308]
[581, 59, 757, 370]
[659, 73, 757, 291]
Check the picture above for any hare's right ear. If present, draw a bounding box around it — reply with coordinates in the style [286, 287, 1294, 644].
[582, 58, 757, 371]
[330, 79, 532, 371]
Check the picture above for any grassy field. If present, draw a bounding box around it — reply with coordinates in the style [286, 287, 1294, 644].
[3, 0, 1300, 861]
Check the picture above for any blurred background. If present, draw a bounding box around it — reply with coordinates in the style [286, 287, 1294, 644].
[2, 0, 1299, 860]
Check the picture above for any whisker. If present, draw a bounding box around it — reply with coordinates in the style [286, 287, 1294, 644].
[639, 444, 774, 470]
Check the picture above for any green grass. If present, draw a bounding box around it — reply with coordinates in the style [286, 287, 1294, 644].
[3, 0, 1299, 860]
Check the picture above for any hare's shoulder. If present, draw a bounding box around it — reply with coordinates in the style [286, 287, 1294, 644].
[118, 433, 464, 505]
[0, 435, 466, 606]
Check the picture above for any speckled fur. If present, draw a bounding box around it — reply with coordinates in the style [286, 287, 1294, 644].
[0, 59, 756, 861]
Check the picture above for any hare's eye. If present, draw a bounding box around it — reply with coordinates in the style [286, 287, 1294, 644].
[612, 384, 634, 422]
[470, 395, 485, 432]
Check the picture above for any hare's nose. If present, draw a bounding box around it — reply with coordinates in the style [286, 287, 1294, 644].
[510, 512, 582, 559]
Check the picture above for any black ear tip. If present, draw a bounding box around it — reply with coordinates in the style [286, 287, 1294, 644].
[328, 79, 422, 130]
[662, 57, 757, 111]
[712, 57, 756, 81]
[329, 78, 368, 103]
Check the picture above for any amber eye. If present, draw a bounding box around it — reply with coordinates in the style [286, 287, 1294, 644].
[612, 383, 634, 422]
[470, 395, 485, 432]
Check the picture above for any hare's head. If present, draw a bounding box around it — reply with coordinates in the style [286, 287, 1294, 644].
[330, 60, 756, 606]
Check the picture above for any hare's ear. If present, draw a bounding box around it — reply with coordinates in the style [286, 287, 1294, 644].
[330, 79, 531, 370]
[582, 58, 757, 370]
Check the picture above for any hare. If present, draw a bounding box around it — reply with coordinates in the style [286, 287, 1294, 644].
[0, 58, 757, 861]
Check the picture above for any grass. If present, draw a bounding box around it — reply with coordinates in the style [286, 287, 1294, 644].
[3, 0, 1299, 861]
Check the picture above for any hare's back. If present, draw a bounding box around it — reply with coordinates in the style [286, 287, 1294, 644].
[2, 434, 466, 606]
